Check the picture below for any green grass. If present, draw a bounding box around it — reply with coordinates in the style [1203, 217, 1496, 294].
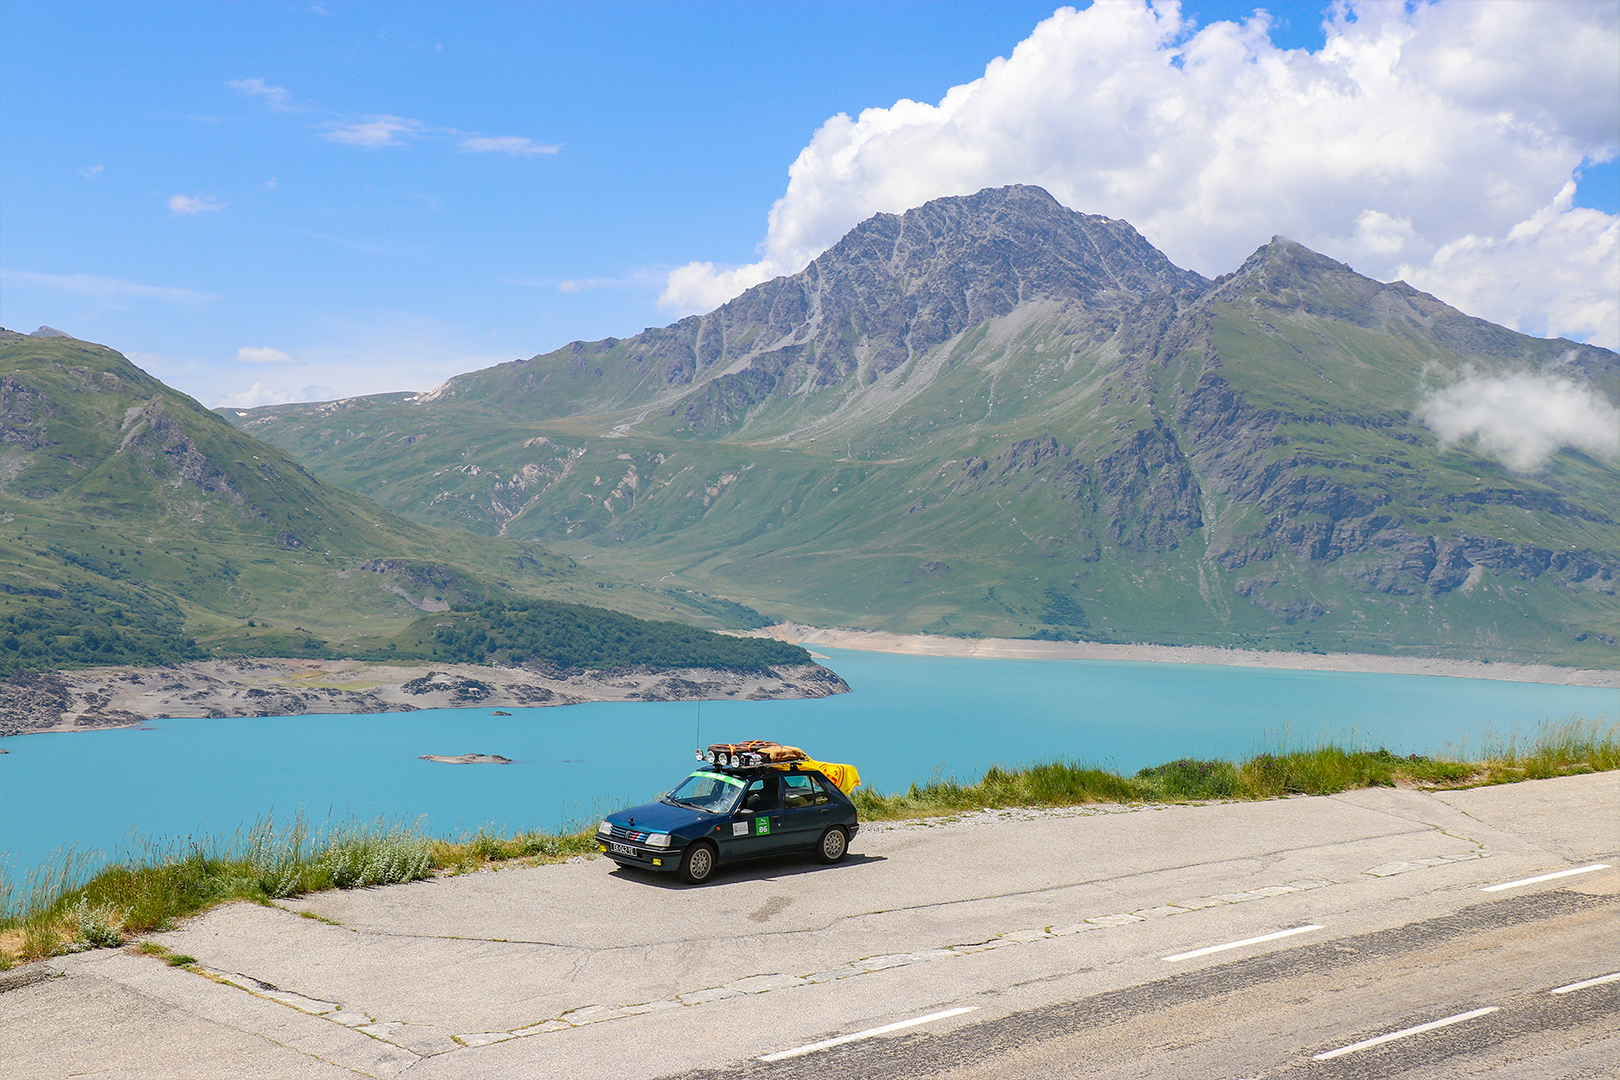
[851, 715, 1613, 820]
[3, 716, 1612, 970]
[0, 814, 598, 968]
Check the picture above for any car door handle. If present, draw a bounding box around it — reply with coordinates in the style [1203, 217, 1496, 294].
[820, 808, 830, 815]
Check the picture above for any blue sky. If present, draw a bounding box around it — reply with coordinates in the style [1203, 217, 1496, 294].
[2, 1, 1616, 408]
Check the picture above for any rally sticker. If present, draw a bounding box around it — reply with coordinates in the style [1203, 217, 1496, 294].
[732, 822, 749, 837]
[756, 819, 771, 835]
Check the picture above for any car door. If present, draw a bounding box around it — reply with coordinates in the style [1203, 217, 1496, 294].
[775, 771, 836, 852]
[725, 775, 784, 858]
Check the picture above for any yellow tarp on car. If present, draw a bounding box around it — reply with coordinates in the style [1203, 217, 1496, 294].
[774, 759, 860, 794]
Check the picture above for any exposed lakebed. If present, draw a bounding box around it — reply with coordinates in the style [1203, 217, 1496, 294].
[2, 647, 1615, 883]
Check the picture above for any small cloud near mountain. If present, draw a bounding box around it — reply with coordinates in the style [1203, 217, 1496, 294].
[216, 381, 334, 409]
[1417, 366, 1620, 473]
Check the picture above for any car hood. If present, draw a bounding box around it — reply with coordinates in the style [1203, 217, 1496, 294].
[606, 799, 719, 833]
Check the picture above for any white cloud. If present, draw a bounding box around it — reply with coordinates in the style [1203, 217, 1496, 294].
[1399, 182, 1619, 345]
[236, 346, 301, 365]
[218, 382, 335, 409]
[506, 270, 663, 294]
[458, 135, 560, 156]
[228, 78, 292, 111]
[168, 194, 226, 216]
[1417, 367, 1620, 473]
[321, 115, 423, 148]
[0, 268, 216, 306]
[80, 164, 104, 179]
[660, 0, 1619, 348]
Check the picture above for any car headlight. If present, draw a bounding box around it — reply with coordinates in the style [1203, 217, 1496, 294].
[645, 833, 672, 848]
[597, 820, 611, 835]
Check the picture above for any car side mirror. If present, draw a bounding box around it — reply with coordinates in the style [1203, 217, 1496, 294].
[737, 808, 754, 815]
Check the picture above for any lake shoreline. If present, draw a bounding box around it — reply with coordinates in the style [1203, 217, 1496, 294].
[760, 623, 1620, 689]
[0, 658, 850, 738]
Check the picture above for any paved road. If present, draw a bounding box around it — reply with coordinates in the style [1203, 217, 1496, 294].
[3, 772, 1615, 1078]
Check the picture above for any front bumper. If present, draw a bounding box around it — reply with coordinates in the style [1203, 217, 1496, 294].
[598, 838, 684, 872]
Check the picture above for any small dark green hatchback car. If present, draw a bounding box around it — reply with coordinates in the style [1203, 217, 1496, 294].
[597, 764, 860, 884]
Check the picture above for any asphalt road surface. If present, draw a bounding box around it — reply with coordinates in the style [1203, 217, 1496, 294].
[3, 772, 1615, 1079]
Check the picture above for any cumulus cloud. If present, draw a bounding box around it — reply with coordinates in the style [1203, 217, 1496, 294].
[228, 77, 292, 111]
[1399, 182, 1620, 344]
[1416, 367, 1620, 473]
[321, 115, 423, 148]
[236, 346, 301, 365]
[458, 135, 560, 156]
[0, 268, 216, 306]
[168, 194, 226, 216]
[660, 0, 1619, 348]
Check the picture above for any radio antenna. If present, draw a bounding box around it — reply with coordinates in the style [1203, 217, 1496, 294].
[694, 699, 702, 755]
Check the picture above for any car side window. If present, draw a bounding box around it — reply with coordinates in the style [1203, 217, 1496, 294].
[811, 775, 840, 800]
[785, 774, 829, 807]
[742, 777, 780, 813]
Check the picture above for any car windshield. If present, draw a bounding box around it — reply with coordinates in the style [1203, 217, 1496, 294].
[663, 770, 746, 813]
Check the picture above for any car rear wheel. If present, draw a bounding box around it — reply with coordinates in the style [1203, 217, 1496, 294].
[679, 841, 718, 884]
[815, 825, 848, 864]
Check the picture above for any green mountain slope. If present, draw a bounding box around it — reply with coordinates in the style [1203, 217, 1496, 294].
[227, 187, 1620, 666]
[0, 331, 789, 674]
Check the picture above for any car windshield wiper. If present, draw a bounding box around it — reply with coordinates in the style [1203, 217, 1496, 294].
[666, 796, 712, 812]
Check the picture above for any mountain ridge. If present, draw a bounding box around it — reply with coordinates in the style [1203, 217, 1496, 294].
[222, 186, 1620, 666]
[0, 330, 807, 680]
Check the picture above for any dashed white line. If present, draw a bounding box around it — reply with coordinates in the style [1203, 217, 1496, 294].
[1162, 924, 1323, 962]
[758, 1007, 979, 1062]
[1313, 1007, 1499, 1060]
[1481, 863, 1610, 892]
[1550, 972, 1620, 995]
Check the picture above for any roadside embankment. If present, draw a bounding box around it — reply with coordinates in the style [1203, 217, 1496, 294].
[759, 622, 1620, 688]
[0, 658, 849, 737]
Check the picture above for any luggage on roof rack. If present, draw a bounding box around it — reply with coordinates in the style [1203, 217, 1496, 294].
[693, 741, 861, 794]
[699, 741, 807, 767]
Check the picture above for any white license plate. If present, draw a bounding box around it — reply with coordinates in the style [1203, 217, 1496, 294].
[609, 842, 637, 857]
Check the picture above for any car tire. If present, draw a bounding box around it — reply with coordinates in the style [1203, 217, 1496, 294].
[815, 825, 848, 864]
[678, 841, 718, 884]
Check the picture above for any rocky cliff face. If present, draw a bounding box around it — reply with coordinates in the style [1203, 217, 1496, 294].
[231, 188, 1620, 664]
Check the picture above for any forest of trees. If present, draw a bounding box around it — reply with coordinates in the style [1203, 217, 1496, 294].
[0, 582, 202, 677]
[418, 598, 810, 671]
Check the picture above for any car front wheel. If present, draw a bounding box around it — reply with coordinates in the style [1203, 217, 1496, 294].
[815, 826, 849, 864]
[679, 841, 718, 884]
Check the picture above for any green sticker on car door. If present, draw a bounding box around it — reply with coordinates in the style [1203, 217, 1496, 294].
[756, 817, 771, 835]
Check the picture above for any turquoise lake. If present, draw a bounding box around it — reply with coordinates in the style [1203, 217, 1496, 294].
[2, 647, 1615, 883]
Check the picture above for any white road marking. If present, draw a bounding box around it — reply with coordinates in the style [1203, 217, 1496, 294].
[758, 1006, 979, 1062]
[1550, 972, 1620, 995]
[1313, 1007, 1499, 1060]
[1162, 924, 1322, 962]
[1481, 863, 1610, 892]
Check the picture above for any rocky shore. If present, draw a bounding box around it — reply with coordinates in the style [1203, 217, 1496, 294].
[0, 659, 850, 737]
[759, 623, 1620, 688]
